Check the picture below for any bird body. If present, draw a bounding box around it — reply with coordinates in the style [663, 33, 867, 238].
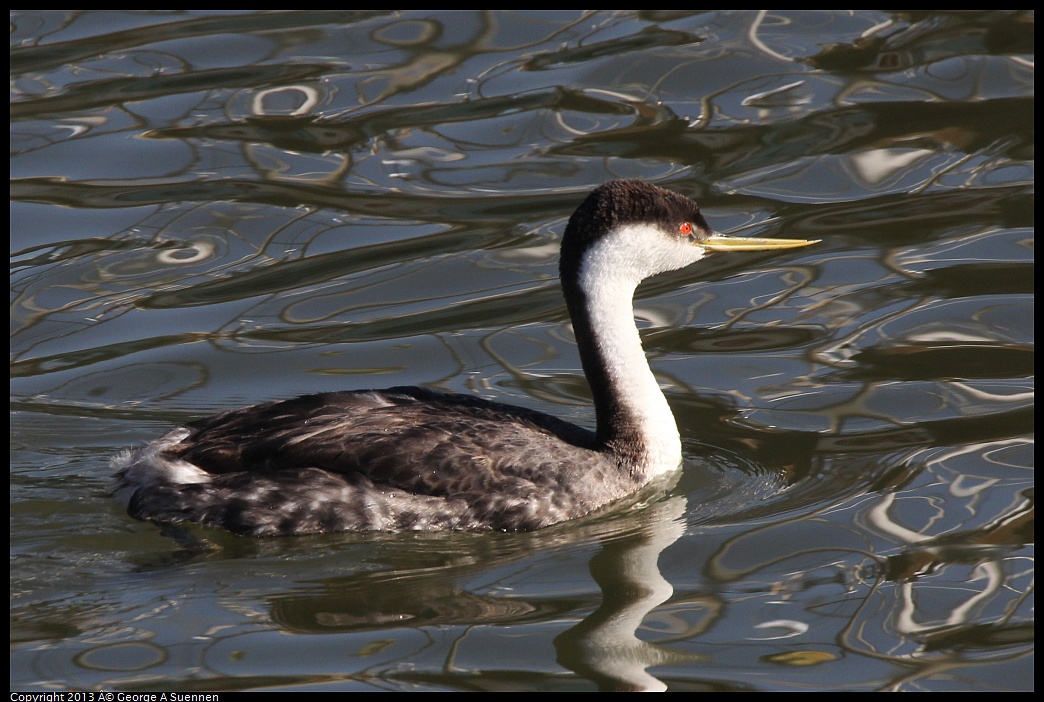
[112, 180, 816, 536]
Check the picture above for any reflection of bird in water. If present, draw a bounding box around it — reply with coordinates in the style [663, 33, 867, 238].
[112, 179, 816, 536]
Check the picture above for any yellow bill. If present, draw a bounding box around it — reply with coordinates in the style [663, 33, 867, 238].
[701, 235, 819, 252]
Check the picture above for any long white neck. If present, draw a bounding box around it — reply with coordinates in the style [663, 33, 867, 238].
[566, 224, 705, 480]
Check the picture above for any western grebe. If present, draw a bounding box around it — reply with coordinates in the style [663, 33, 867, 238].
[112, 179, 816, 536]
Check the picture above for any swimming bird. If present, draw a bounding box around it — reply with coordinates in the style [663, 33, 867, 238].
[112, 179, 816, 536]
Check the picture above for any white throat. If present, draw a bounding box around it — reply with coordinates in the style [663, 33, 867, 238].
[576, 224, 708, 477]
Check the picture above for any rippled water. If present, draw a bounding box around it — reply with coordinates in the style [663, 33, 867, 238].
[10, 10, 1033, 691]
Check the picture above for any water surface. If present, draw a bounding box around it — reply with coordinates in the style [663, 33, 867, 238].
[10, 10, 1034, 691]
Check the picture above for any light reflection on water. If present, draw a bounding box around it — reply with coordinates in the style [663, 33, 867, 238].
[10, 10, 1033, 691]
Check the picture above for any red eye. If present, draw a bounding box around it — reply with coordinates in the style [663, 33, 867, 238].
[679, 222, 693, 235]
